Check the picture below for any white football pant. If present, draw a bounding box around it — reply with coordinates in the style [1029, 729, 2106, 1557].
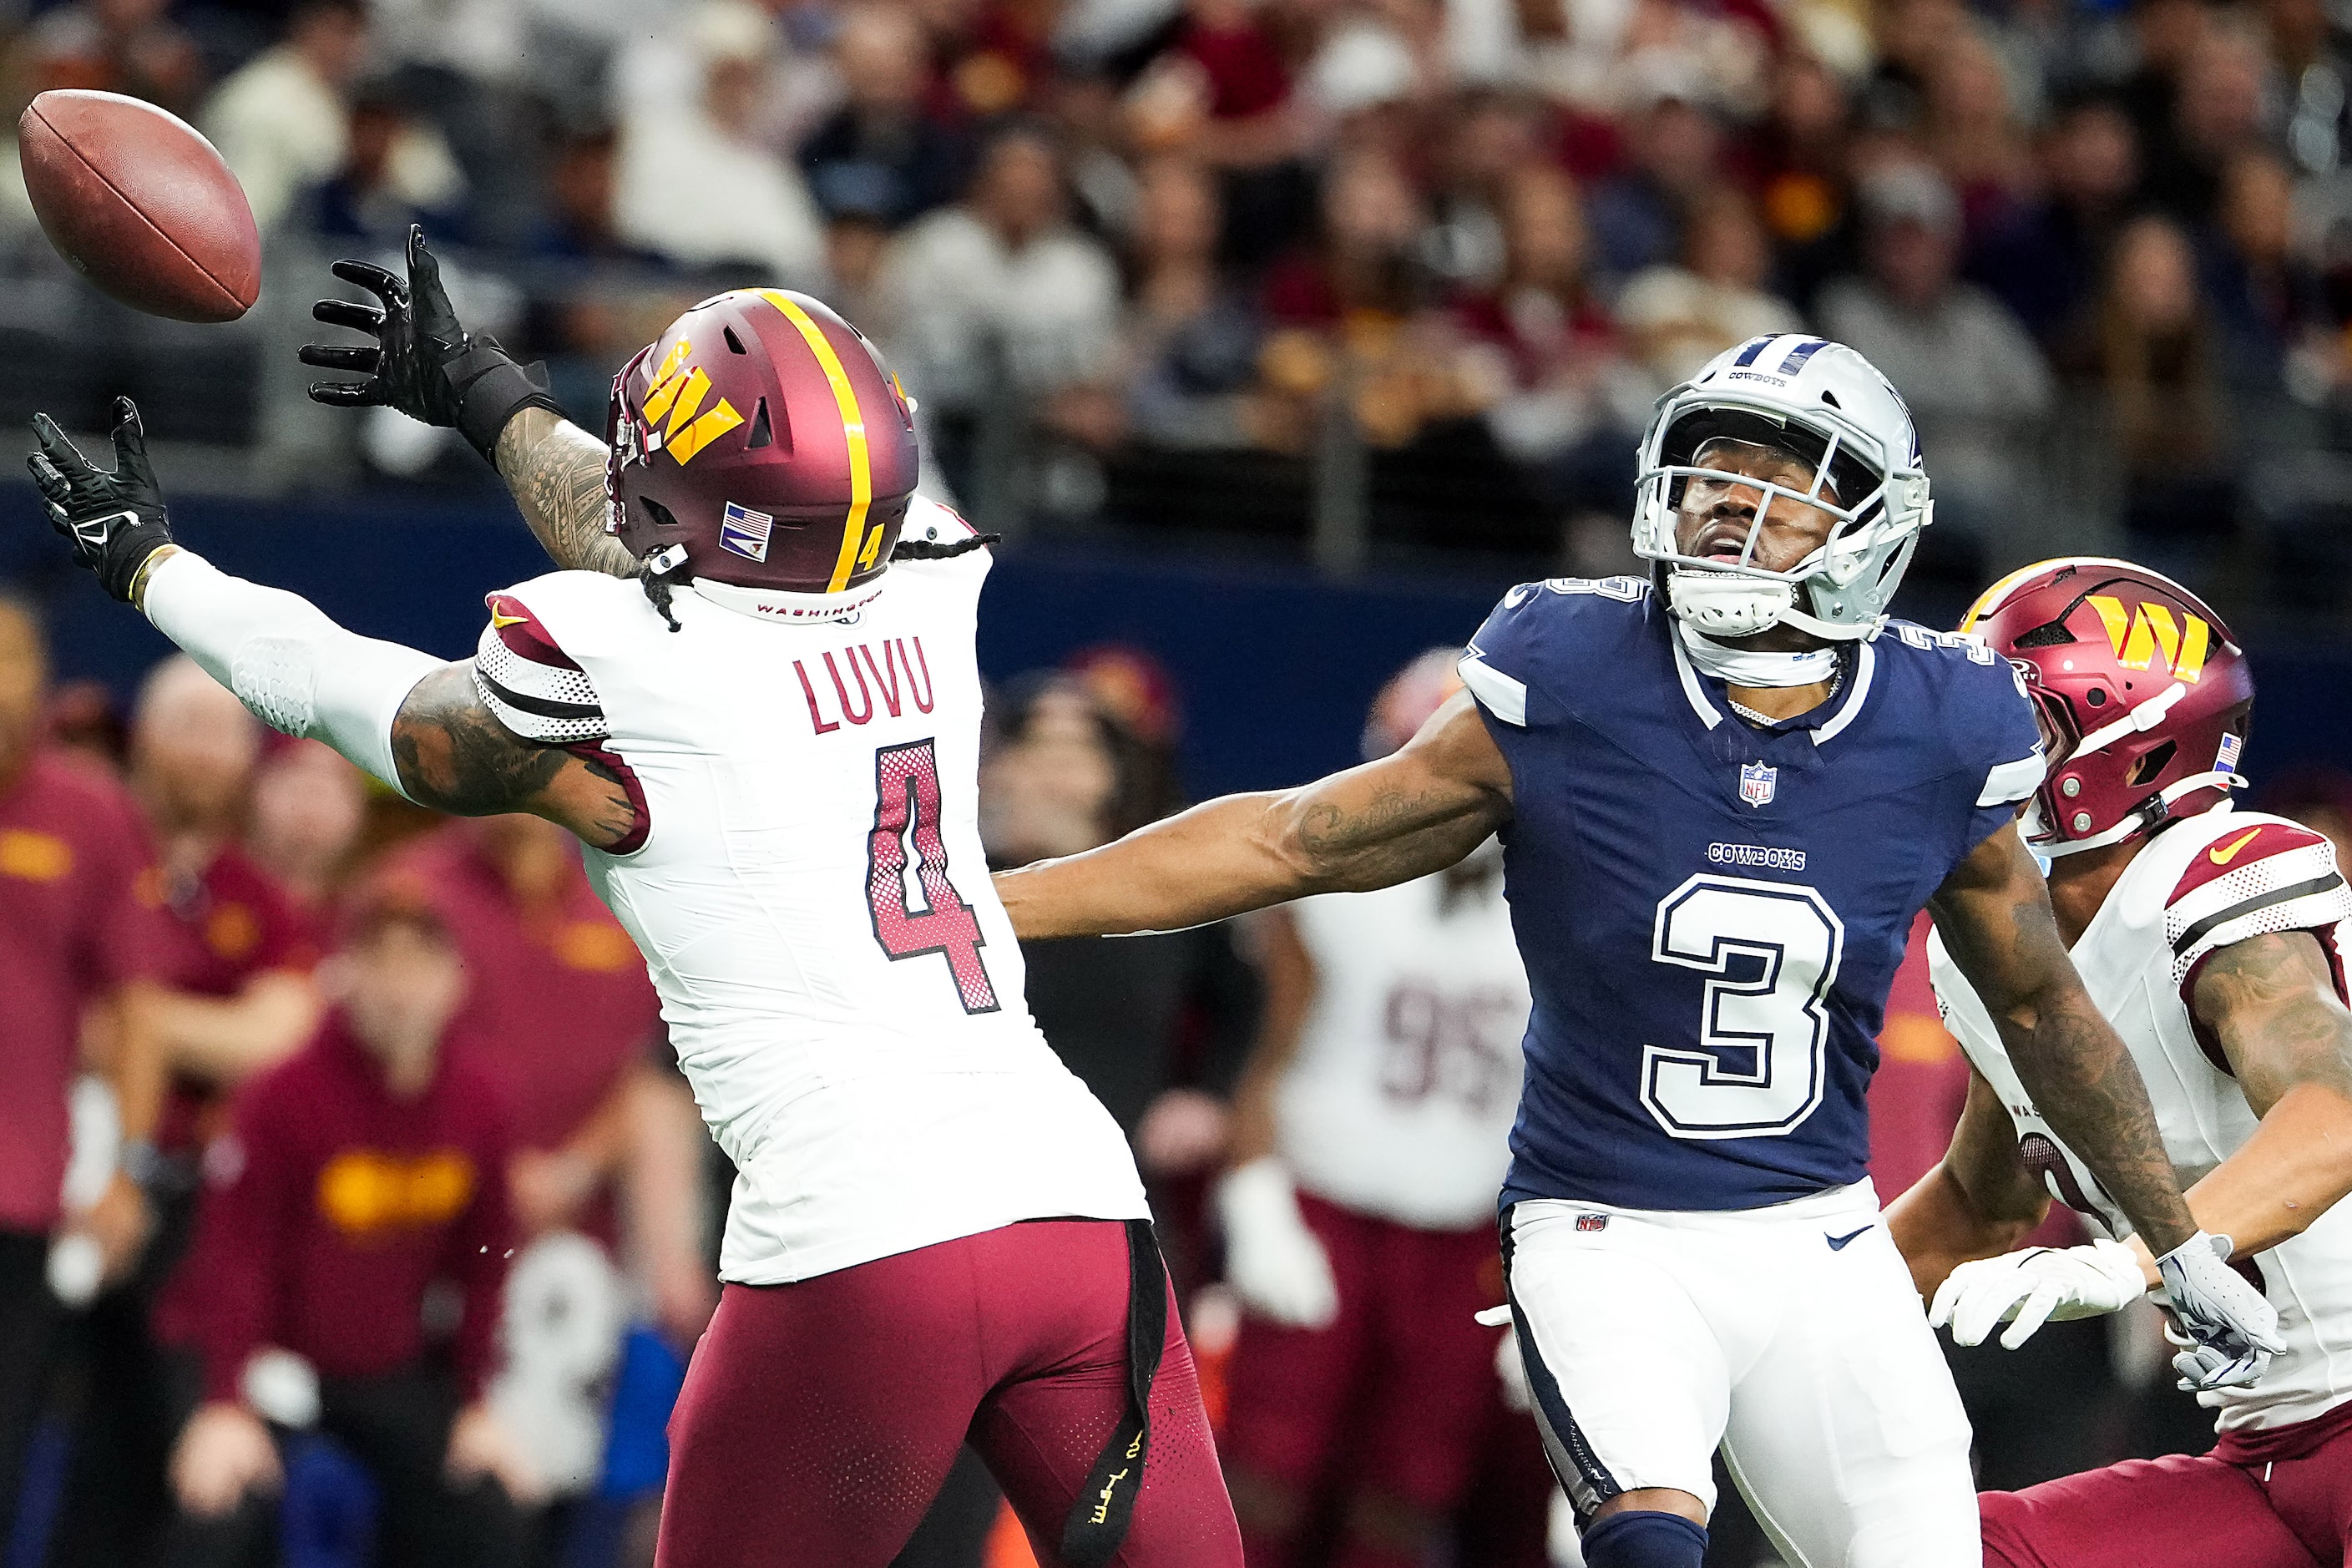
[1505, 1181, 1978, 1568]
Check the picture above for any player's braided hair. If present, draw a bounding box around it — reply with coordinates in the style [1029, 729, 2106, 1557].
[891, 532, 1001, 561]
[632, 532, 1001, 630]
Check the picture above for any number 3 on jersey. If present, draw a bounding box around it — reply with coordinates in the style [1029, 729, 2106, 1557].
[866, 740, 1000, 1014]
[1641, 874, 1844, 1140]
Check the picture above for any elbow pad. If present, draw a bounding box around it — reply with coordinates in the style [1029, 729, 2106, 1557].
[141, 551, 443, 799]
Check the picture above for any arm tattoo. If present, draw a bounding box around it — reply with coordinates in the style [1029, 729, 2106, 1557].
[1291, 786, 1500, 893]
[1933, 841, 2196, 1252]
[493, 407, 637, 579]
[2195, 931, 2352, 1116]
[389, 665, 639, 846]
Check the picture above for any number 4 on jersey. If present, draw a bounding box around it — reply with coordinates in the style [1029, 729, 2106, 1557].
[867, 740, 1000, 1014]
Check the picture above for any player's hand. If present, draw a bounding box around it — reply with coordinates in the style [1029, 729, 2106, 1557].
[1216, 1157, 1338, 1328]
[2157, 1231, 2284, 1391]
[446, 1399, 547, 1505]
[26, 400, 178, 604]
[1927, 1240, 2147, 1349]
[170, 1401, 282, 1518]
[301, 224, 559, 458]
[1474, 1306, 1534, 1412]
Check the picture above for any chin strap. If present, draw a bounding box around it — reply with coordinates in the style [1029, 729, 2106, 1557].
[1666, 569, 1882, 650]
[1676, 624, 1841, 688]
[2035, 771, 2248, 858]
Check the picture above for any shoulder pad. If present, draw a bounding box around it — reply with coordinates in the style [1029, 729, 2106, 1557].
[475, 584, 609, 743]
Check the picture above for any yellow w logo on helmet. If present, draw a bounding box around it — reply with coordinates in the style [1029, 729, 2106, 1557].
[640, 337, 745, 463]
[2085, 595, 2212, 682]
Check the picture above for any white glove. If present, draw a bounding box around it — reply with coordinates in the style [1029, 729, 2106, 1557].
[1929, 1241, 2147, 1349]
[1474, 1305, 1531, 1412]
[2157, 1231, 2284, 1392]
[1216, 1158, 1338, 1328]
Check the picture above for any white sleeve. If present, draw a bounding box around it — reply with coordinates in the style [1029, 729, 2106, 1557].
[141, 550, 440, 800]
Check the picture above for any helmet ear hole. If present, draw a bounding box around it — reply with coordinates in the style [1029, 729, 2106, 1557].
[2127, 741, 2177, 788]
[640, 497, 681, 529]
[746, 397, 773, 450]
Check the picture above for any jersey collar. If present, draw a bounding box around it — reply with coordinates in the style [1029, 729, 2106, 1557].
[1667, 628, 1875, 746]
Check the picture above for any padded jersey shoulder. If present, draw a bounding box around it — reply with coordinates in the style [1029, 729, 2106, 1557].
[1461, 575, 1655, 727]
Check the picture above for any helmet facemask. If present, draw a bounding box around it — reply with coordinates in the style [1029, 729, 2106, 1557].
[1631, 339, 1934, 644]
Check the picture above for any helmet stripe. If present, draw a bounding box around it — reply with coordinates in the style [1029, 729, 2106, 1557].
[757, 291, 873, 593]
[1778, 338, 1828, 374]
[1732, 335, 1777, 367]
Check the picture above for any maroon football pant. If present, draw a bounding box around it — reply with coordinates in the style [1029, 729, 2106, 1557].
[655, 1218, 1242, 1568]
[1220, 1194, 1550, 1568]
[1981, 1399, 2352, 1568]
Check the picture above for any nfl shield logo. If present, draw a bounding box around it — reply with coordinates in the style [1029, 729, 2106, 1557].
[718, 501, 773, 562]
[1576, 1213, 1608, 1233]
[1739, 761, 1777, 808]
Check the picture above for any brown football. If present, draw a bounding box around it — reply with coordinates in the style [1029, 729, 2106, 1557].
[18, 90, 260, 323]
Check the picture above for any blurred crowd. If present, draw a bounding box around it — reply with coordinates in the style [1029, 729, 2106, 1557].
[8, 0, 2352, 596]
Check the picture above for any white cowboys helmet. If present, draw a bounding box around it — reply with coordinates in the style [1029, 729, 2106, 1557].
[1631, 334, 1932, 642]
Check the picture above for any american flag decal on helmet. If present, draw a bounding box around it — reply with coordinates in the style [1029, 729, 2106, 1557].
[719, 502, 774, 562]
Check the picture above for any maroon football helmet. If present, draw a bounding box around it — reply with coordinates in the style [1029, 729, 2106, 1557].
[607, 289, 920, 617]
[1961, 558, 2253, 857]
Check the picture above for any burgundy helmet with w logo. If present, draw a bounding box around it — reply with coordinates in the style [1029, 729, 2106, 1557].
[606, 288, 921, 620]
[1961, 558, 2254, 857]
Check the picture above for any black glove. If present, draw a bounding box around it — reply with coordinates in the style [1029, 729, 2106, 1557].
[300, 224, 562, 460]
[26, 399, 176, 604]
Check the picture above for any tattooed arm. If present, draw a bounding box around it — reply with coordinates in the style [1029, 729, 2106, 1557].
[493, 407, 636, 578]
[994, 691, 1512, 939]
[390, 663, 640, 847]
[1930, 824, 2197, 1255]
[2146, 930, 2352, 1263]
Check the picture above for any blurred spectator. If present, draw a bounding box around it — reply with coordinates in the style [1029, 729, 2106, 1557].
[199, 0, 370, 233]
[1453, 163, 1648, 508]
[1122, 157, 1271, 451]
[1918, 27, 2032, 225]
[1215, 650, 1547, 1568]
[876, 124, 1126, 473]
[46, 677, 129, 774]
[385, 817, 707, 1340]
[1262, 146, 1429, 327]
[1817, 164, 2051, 557]
[614, 1, 829, 286]
[802, 6, 968, 227]
[2142, 20, 2276, 225]
[311, 81, 471, 244]
[2200, 147, 2326, 394]
[158, 888, 538, 1568]
[1584, 71, 1727, 282]
[1967, 92, 2140, 346]
[2060, 212, 2238, 549]
[0, 589, 167, 1560]
[48, 657, 323, 1568]
[980, 675, 1256, 1184]
[1616, 186, 1803, 388]
[27, 0, 206, 118]
[244, 740, 368, 936]
[1748, 49, 1857, 305]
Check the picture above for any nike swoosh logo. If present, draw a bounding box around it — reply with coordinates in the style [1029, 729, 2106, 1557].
[2210, 828, 2263, 867]
[490, 609, 528, 629]
[1826, 1226, 1873, 1251]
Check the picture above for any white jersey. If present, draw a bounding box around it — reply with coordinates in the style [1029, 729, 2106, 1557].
[1276, 859, 1530, 1230]
[1930, 807, 2352, 1431]
[470, 503, 1146, 1286]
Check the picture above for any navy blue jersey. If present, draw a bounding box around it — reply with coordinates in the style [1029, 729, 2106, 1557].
[1461, 577, 2043, 1211]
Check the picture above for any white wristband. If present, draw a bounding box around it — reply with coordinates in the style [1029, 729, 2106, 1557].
[141, 551, 442, 800]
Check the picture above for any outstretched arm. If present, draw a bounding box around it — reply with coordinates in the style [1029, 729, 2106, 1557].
[299, 225, 633, 578]
[994, 691, 1513, 939]
[1928, 823, 2197, 1255]
[25, 404, 636, 849]
[492, 407, 635, 577]
[1884, 1065, 2051, 1299]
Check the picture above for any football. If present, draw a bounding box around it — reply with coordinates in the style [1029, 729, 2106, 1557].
[18, 89, 260, 324]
